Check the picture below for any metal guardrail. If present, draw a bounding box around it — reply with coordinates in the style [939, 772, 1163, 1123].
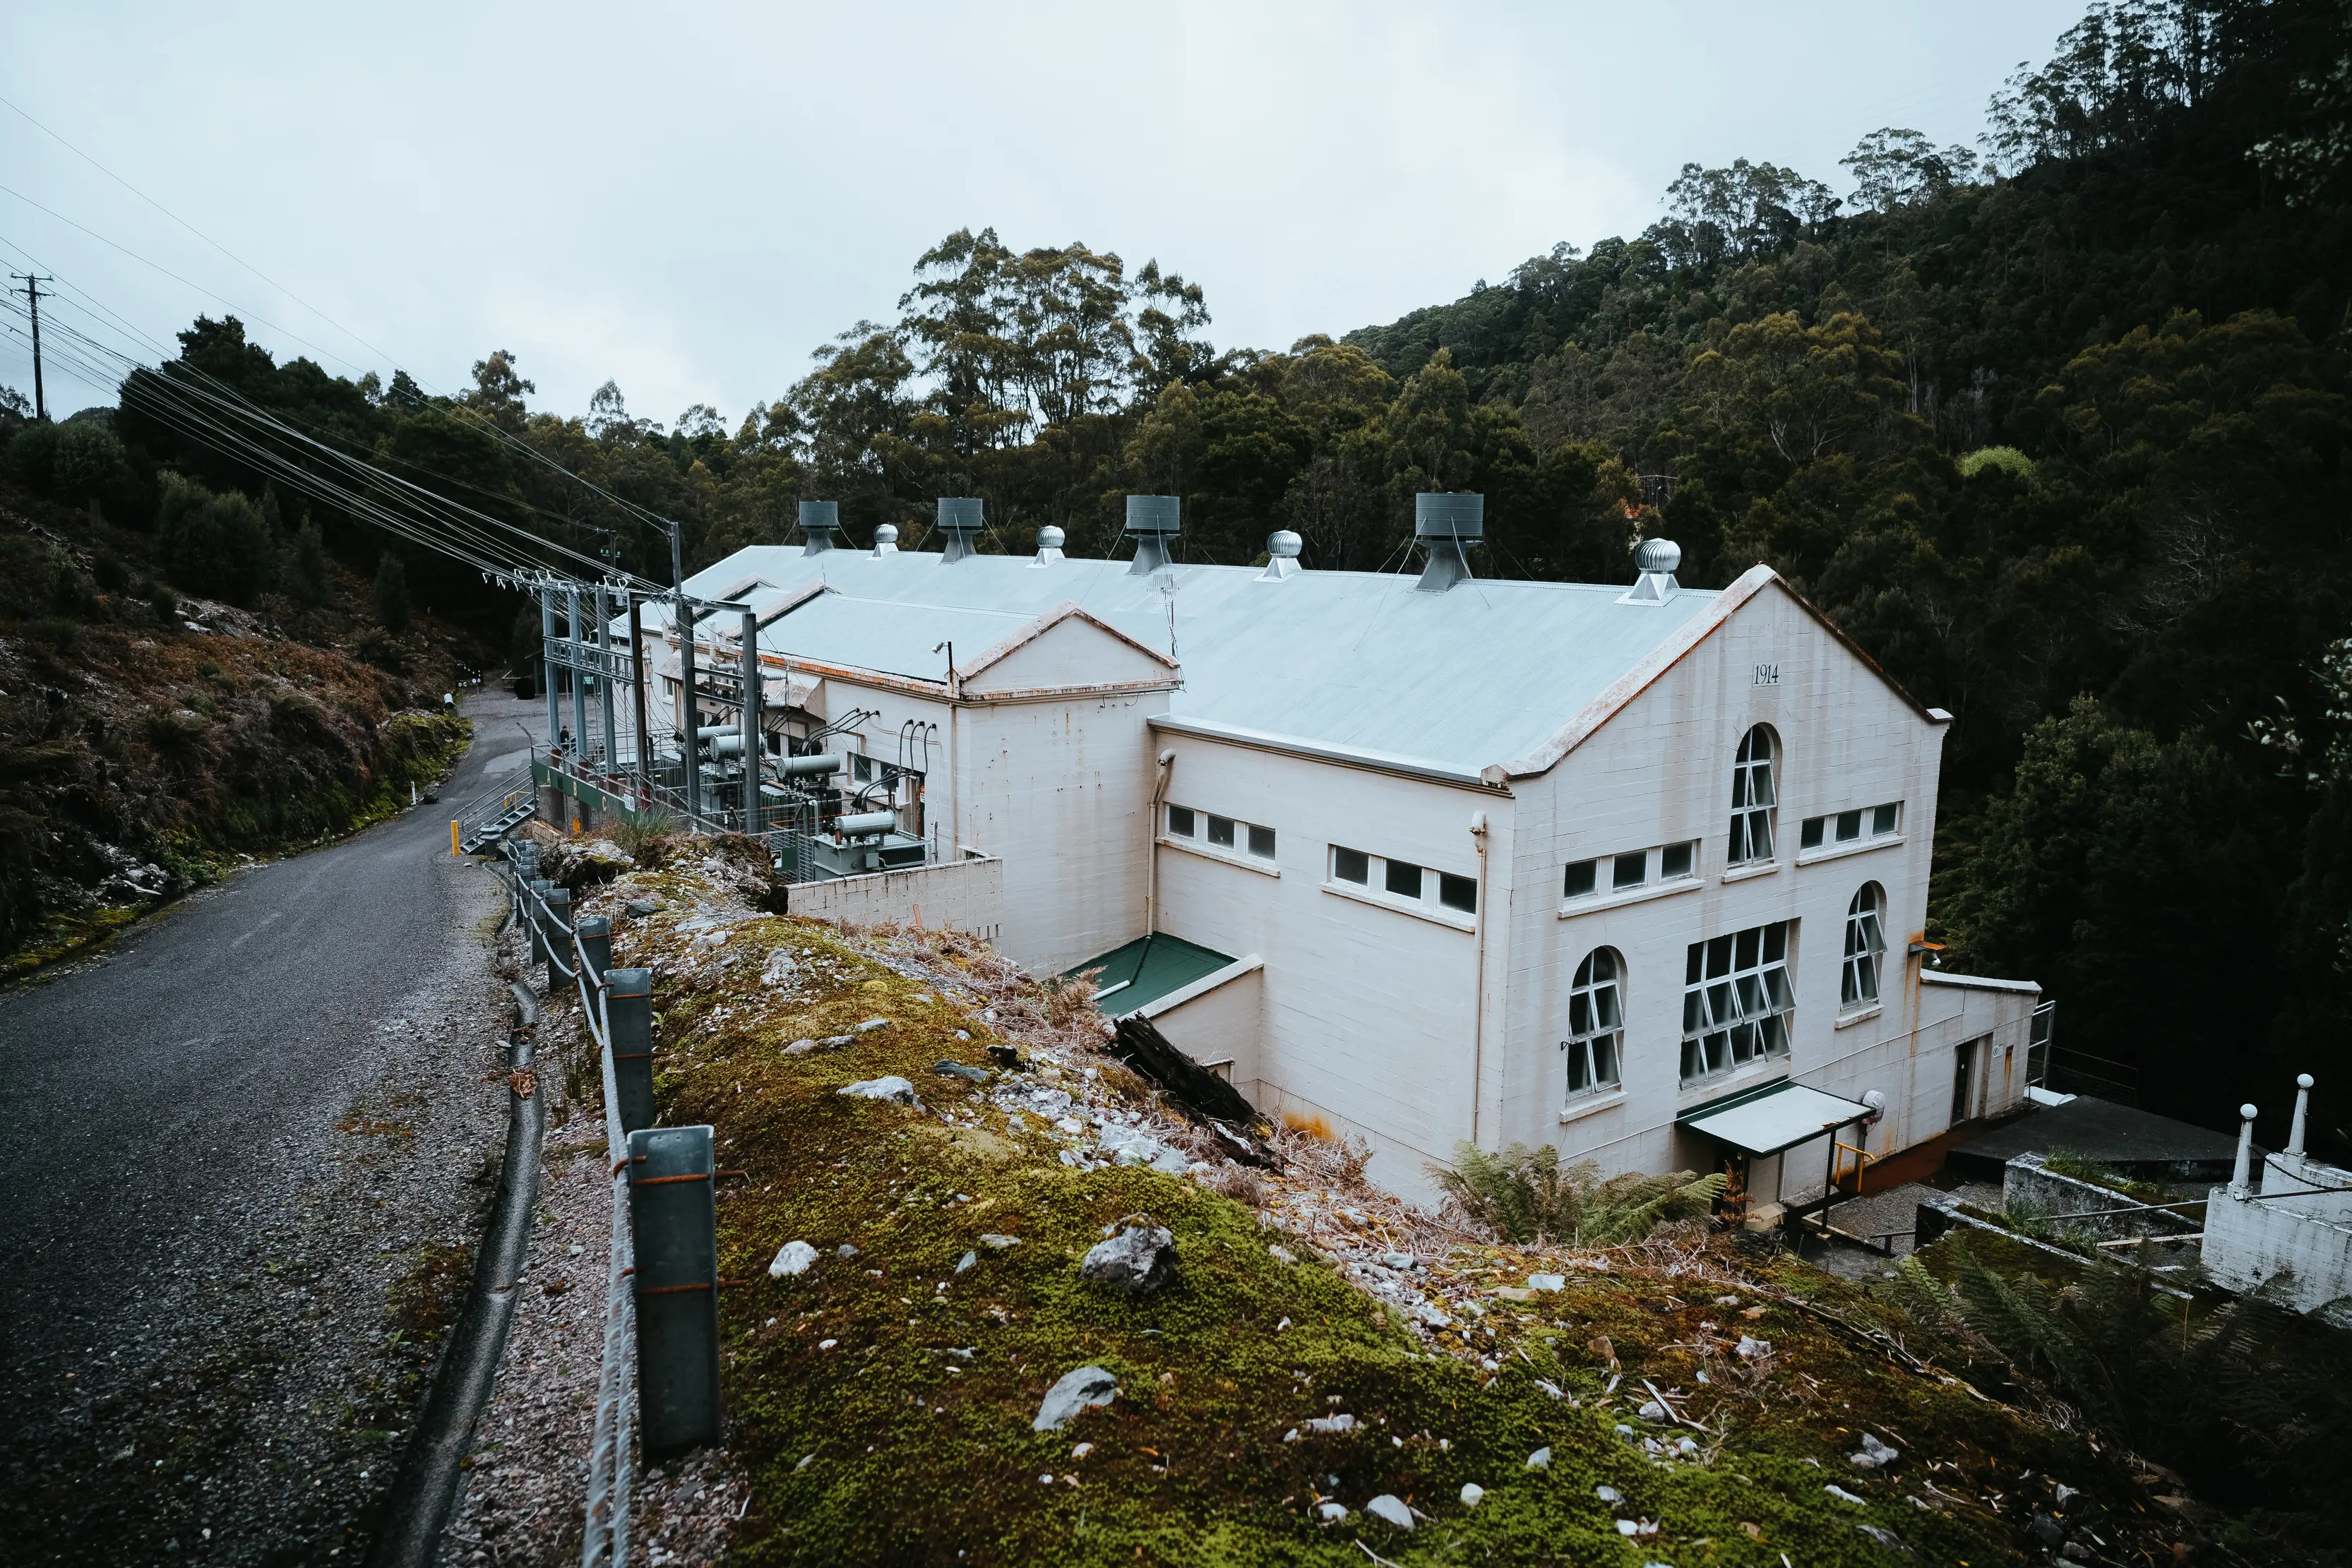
[490, 847, 637, 1568]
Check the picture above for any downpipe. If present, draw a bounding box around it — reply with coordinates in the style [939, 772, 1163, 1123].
[369, 983, 546, 1568]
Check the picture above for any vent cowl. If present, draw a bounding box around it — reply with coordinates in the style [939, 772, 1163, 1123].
[1030, 525, 1065, 568]
[1260, 529, 1303, 580]
[1124, 495, 1180, 575]
[937, 498, 984, 563]
[872, 523, 899, 557]
[799, 500, 840, 554]
[1619, 536, 1681, 604]
[1414, 493, 1482, 592]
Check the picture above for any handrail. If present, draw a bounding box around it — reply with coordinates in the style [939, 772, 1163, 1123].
[491, 849, 633, 1568]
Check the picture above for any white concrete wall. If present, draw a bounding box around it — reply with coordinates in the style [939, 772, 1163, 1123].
[2205, 1183, 2352, 1317]
[785, 853, 1005, 941]
[1494, 582, 2026, 1189]
[960, 693, 1162, 974]
[1143, 962, 1265, 1085]
[1147, 734, 1496, 1202]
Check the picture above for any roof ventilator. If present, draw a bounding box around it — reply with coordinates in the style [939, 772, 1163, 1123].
[871, 523, 900, 557]
[1031, 525, 1066, 567]
[798, 500, 839, 555]
[937, 498, 984, 563]
[1259, 529, 1303, 580]
[1617, 537, 1681, 604]
[1124, 495, 1180, 575]
[1414, 492, 1481, 592]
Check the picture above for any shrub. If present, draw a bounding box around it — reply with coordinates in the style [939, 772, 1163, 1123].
[1435, 1142, 1726, 1246]
[1957, 444, 2036, 480]
[288, 519, 330, 606]
[611, 810, 681, 865]
[157, 472, 277, 606]
[53, 422, 128, 502]
[4, 419, 59, 490]
[373, 553, 412, 633]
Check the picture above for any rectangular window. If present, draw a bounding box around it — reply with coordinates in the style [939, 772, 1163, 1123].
[1659, 841, 1695, 880]
[1167, 805, 1195, 838]
[1207, 814, 1236, 849]
[1439, 872, 1477, 914]
[1247, 823, 1277, 860]
[1385, 860, 1423, 899]
[852, 753, 873, 784]
[1563, 859, 1597, 899]
[1612, 851, 1647, 889]
[1333, 846, 1370, 885]
[1680, 921, 1794, 1085]
[1801, 801, 1904, 854]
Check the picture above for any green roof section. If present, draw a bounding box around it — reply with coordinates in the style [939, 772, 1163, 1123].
[1065, 933, 1237, 1017]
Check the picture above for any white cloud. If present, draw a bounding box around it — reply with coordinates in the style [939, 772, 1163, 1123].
[2, 0, 2082, 420]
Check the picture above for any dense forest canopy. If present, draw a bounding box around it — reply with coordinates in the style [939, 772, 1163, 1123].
[8, 0, 2348, 1144]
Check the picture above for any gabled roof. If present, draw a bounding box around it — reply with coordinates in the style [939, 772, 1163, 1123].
[635, 541, 1930, 781]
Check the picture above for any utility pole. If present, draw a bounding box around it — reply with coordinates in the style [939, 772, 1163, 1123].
[10, 274, 54, 419]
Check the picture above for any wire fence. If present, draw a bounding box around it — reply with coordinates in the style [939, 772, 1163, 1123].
[489, 847, 635, 1568]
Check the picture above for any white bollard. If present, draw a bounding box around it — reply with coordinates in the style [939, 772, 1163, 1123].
[2286, 1073, 2315, 1160]
[2230, 1103, 2259, 1197]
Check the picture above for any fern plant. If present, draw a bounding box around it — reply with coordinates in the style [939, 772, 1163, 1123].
[1435, 1142, 1726, 1246]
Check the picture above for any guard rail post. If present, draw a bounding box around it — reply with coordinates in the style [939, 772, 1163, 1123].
[544, 887, 573, 980]
[526, 878, 555, 970]
[576, 915, 611, 989]
[607, 968, 655, 1133]
[627, 1124, 722, 1458]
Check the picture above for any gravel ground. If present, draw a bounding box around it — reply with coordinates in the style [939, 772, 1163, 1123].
[0, 693, 533, 1566]
[438, 929, 749, 1568]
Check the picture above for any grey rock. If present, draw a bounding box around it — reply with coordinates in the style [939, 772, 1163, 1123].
[624, 899, 659, 916]
[1856, 1524, 1913, 1555]
[835, 1243, 859, 1258]
[1525, 1447, 1551, 1469]
[1637, 1401, 1668, 1423]
[1459, 1483, 1486, 1508]
[1316, 1502, 1349, 1523]
[933, 1060, 991, 1083]
[1364, 1494, 1412, 1529]
[955, 1250, 977, 1273]
[784, 1039, 819, 1055]
[1850, 1432, 1901, 1469]
[2053, 1483, 2083, 1516]
[1596, 1485, 1622, 1503]
[2029, 1514, 2067, 1548]
[1032, 1365, 1119, 1430]
[1301, 1414, 1357, 1435]
[839, 1076, 920, 1106]
[979, 1233, 1021, 1249]
[820, 1034, 855, 1048]
[1267, 1245, 1297, 1265]
[854, 1017, 891, 1033]
[1079, 1222, 1176, 1295]
[766, 1240, 818, 1277]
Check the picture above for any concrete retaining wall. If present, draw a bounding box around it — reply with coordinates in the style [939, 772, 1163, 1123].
[783, 854, 1005, 942]
[2003, 1154, 2201, 1242]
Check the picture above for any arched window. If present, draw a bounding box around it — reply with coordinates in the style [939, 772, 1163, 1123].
[1728, 726, 1777, 865]
[1842, 884, 1886, 1010]
[1564, 949, 1624, 1097]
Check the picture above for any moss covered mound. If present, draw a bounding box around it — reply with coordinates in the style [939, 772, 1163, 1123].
[585, 872, 2185, 1567]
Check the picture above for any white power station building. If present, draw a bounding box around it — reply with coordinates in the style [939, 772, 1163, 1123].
[628, 496, 2041, 1212]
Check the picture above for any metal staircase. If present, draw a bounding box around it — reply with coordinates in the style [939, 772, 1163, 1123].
[455, 762, 538, 853]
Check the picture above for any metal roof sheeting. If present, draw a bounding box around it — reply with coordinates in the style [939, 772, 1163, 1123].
[650, 546, 1727, 778]
[1677, 1079, 1873, 1157]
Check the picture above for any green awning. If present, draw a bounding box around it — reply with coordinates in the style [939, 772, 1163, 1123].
[1065, 933, 1237, 1018]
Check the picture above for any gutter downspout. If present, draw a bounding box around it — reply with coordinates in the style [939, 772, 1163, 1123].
[1146, 748, 1176, 933]
[1470, 810, 1490, 1149]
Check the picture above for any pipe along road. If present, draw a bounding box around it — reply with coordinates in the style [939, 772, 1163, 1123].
[0, 689, 547, 1566]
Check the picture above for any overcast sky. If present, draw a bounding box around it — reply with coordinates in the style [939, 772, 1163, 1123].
[4, 1, 2084, 425]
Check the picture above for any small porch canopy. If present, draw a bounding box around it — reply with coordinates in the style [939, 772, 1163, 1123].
[1678, 1079, 1873, 1157]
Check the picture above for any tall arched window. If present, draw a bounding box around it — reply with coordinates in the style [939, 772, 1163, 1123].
[1565, 949, 1624, 1097]
[1843, 883, 1886, 1010]
[1728, 726, 1777, 865]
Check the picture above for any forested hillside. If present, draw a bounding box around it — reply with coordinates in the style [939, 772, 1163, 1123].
[11, 0, 2346, 1139]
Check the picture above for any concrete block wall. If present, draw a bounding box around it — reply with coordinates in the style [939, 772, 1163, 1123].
[783, 854, 1005, 942]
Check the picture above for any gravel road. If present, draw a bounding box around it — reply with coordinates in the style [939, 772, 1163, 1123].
[0, 690, 544, 1567]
